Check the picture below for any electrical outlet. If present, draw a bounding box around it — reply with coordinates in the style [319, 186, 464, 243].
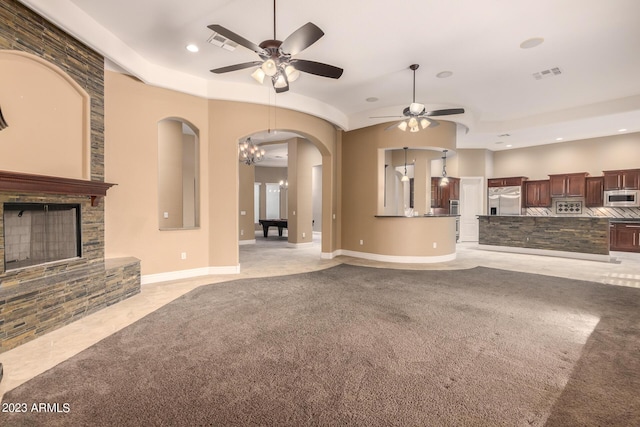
[181, 252, 187, 260]
[433, 242, 437, 248]
[163, 212, 169, 219]
[240, 229, 244, 236]
[302, 232, 306, 238]
[359, 239, 364, 245]
[240, 210, 246, 216]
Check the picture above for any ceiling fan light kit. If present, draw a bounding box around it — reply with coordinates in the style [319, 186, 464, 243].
[372, 64, 465, 132]
[208, 0, 343, 93]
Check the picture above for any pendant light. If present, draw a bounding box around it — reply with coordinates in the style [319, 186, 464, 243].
[401, 147, 410, 182]
[440, 149, 449, 186]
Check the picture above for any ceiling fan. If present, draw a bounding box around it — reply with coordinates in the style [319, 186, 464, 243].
[208, 0, 343, 93]
[372, 64, 464, 132]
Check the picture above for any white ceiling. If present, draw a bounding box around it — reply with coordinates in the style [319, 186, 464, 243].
[19, 0, 640, 151]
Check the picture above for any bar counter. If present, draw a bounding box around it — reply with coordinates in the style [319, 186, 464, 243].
[478, 215, 610, 261]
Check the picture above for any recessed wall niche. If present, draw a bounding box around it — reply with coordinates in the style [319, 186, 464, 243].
[158, 118, 199, 229]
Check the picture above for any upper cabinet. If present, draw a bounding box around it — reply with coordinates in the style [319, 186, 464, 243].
[548, 172, 588, 198]
[603, 169, 640, 190]
[487, 177, 528, 187]
[585, 176, 604, 207]
[525, 180, 551, 207]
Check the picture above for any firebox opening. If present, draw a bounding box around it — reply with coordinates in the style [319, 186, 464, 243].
[3, 203, 82, 270]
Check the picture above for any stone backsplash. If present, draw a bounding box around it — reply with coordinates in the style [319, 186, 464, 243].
[526, 206, 640, 219]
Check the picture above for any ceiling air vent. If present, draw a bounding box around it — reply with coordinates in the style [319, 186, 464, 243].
[532, 67, 562, 80]
[207, 33, 238, 51]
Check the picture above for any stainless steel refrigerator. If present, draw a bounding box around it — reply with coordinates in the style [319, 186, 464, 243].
[488, 186, 523, 215]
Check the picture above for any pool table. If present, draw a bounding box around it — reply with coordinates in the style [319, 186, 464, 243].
[258, 219, 288, 237]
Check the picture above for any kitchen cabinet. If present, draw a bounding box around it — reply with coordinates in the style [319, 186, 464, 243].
[610, 222, 640, 252]
[487, 177, 528, 187]
[548, 172, 588, 197]
[603, 169, 640, 190]
[525, 180, 551, 207]
[585, 177, 604, 207]
[431, 177, 460, 212]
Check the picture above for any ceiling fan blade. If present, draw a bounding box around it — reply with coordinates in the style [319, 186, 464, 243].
[207, 24, 266, 55]
[280, 22, 324, 56]
[210, 61, 262, 74]
[290, 59, 343, 79]
[370, 115, 404, 119]
[424, 108, 465, 117]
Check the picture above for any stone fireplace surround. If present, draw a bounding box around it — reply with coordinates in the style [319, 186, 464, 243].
[0, 172, 141, 353]
[0, 0, 141, 353]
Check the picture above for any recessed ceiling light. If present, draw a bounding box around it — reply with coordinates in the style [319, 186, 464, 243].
[366, 97, 379, 102]
[436, 71, 453, 78]
[618, 128, 628, 132]
[520, 37, 544, 49]
[186, 44, 199, 53]
[506, 144, 513, 148]
[556, 137, 563, 141]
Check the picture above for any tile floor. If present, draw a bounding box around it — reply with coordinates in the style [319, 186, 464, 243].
[1, 234, 639, 400]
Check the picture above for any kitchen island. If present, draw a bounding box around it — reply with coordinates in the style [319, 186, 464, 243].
[478, 215, 610, 261]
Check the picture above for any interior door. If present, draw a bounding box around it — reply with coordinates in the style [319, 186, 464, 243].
[460, 177, 483, 242]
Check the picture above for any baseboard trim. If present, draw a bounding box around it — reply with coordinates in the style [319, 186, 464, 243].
[478, 244, 611, 262]
[287, 241, 314, 248]
[335, 249, 456, 264]
[141, 265, 240, 285]
[239, 239, 256, 246]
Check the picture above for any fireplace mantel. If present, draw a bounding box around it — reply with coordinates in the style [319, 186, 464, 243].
[0, 170, 116, 206]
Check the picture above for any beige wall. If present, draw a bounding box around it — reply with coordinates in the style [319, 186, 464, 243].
[341, 121, 456, 255]
[104, 71, 210, 275]
[238, 161, 256, 241]
[288, 138, 318, 244]
[105, 70, 340, 275]
[158, 119, 185, 228]
[207, 100, 339, 265]
[0, 51, 90, 179]
[492, 132, 640, 179]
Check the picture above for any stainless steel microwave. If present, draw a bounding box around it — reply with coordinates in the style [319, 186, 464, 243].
[604, 190, 639, 207]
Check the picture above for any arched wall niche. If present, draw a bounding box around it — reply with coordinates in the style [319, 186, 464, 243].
[157, 117, 200, 230]
[0, 50, 91, 179]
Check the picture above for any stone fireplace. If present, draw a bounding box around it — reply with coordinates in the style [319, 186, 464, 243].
[0, 171, 141, 353]
[0, 0, 141, 353]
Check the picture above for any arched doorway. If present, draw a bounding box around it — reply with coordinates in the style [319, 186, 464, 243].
[238, 130, 324, 253]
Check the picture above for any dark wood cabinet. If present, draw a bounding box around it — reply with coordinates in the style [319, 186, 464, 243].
[525, 180, 551, 207]
[488, 177, 528, 187]
[585, 177, 604, 207]
[431, 177, 460, 213]
[603, 169, 640, 190]
[548, 172, 588, 198]
[610, 222, 640, 252]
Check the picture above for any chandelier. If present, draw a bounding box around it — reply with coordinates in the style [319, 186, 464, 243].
[238, 138, 265, 165]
